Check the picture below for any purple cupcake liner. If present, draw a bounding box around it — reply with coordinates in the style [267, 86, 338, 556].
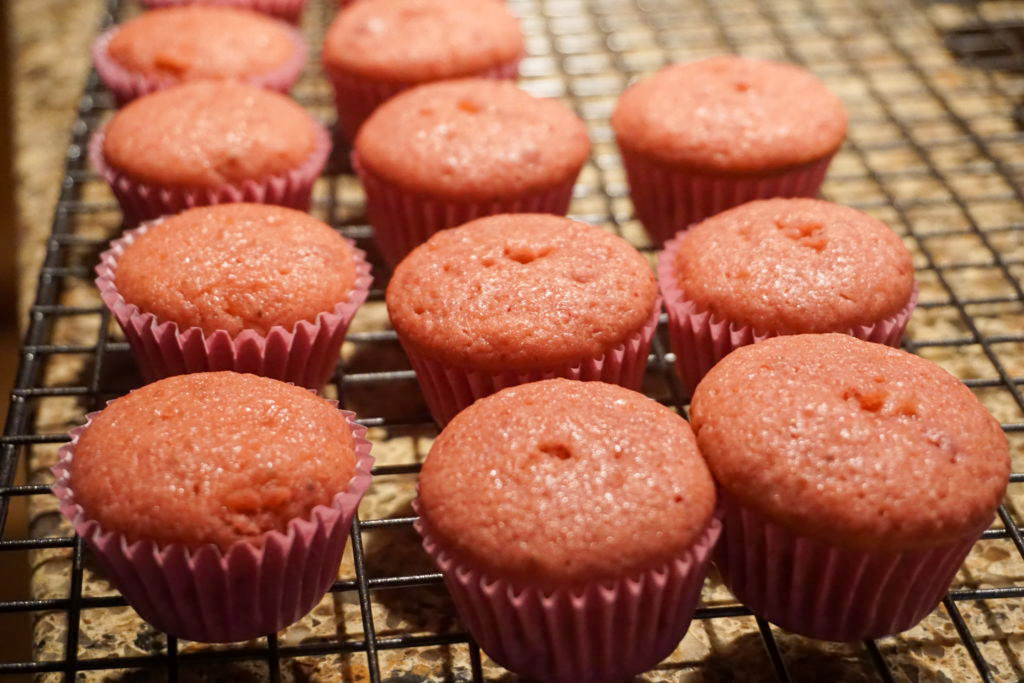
[327, 59, 521, 144]
[353, 153, 577, 270]
[92, 22, 308, 106]
[139, 0, 308, 24]
[621, 151, 835, 247]
[96, 219, 372, 389]
[657, 236, 918, 396]
[89, 122, 331, 227]
[399, 299, 661, 425]
[51, 407, 374, 643]
[416, 511, 721, 683]
[714, 491, 986, 641]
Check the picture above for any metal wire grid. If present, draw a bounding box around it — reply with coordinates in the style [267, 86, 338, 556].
[1, 0, 1023, 680]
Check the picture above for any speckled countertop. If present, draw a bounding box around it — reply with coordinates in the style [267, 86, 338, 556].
[11, 0, 1024, 681]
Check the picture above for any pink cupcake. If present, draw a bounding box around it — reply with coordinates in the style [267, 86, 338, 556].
[139, 0, 308, 24]
[613, 56, 847, 245]
[355, 80, 590, 268]
[417, 378, 719, 682]
[93, 6, 306, 105]
[96, 204, 371, 389]
[323, 0, 524, 142]
[386, 214, 658, 424]
[691, 334, 1009, 641]
[658, 198, 916, 395]
[89, 80, 330, 226]
[52, 372, 374, 642]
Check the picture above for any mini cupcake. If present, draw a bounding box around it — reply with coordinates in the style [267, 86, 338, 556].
[51, 371, 375, 643]
[139, 0, 308, 24]
[387, 214, 658, 424]
[355, 80, 590, 267]
[691, 334, 1009, 641]
[93, 6, 306, 105]
[96, 204, 371, 388]
[658, 198, 916, 394]
[613, 56, 848, 245]
[323, 0, 524, 142]
[90, 80, 330, 225]
[417, 378, 719, 683]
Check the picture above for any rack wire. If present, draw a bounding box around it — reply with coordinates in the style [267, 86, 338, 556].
[2, 0, 1023, 680]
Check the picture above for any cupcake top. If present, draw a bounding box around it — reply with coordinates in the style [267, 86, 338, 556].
[323, 0, 523, 83]
[101, 81, 320, 188]
[70, 372, 359, 550]
[106, 6, 297, 82]
[418, 379, 716, 587]
[613, 56, 847, 173]
[668, 198, 914, 334]
[115, 204, 359, 336]
[355, 79, 590, 201]
[387, 214, 657, 373]
[691, 334, 1010, 551]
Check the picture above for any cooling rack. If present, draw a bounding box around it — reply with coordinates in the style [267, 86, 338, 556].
[2, 0, 1023, 680]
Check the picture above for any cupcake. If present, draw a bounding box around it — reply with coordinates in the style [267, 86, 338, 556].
[96, 204, 371, 388]
[93, 6, 306, 105]
[139, 0, 308, 24]
[90, 80, 330, 225]
[658, 198, 916, 395]
[323, 0, 524, 142]
[417, 378, 719, 683]
[51, 371, 375, 642]
[690, 334, 1009, 641]
[613, 56, 848, 245]
[355, 80, 590, 267]
[387, 213, 659, 424]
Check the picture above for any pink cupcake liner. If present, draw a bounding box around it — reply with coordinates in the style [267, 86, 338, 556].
[621, 151, 835, 247]
[139, 0, 308, 24]
[88, 123, 331, 227]
[400, 299, 661, 425]
[328, 58, 521, 144]
[657, 237, 918, 397]
[51, 408, 374, 643]
[416, 512, 721, 683]
[95, 220, 372, 389]
[714, 491, 986, 641]
[92, 24, 308, 106]
[353, 154, 576, 270]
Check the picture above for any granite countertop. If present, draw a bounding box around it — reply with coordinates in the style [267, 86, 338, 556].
[11, 0, 1024, 681]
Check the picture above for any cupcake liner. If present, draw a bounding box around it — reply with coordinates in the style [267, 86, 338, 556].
[89, 122, 331, 227]
[400, 299, 661, 425]
[417, 511, 721, 683]
[95, 220, 372, 389]
[353, 153, 576, 270]
[657, 237, 918, 396]
[328, 59, 521, 144]
[92, 24, 308, 106]
[139, 0, 308, 24]
[51, 408, 374, 643]
[621, 151, 835, 247]
[714, 491, 985, 641]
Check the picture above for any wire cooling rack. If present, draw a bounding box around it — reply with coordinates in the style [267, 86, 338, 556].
[2, 0, 1024, 680]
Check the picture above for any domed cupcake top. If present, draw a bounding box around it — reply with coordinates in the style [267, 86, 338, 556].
[115, 204, 358, 337]
[323, 0, 523, 83]
[613, 56, 847, 173]
[70, 372, 358, 550]
[356, 79, 590, 201]
[106, 6, 297, 82]
[670, 198, 914, 334]
[101, 81, 319, 188]
[387, 213, 657, 373]
[691, 334, 1010, 551]
[418, 378, 716, 587]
